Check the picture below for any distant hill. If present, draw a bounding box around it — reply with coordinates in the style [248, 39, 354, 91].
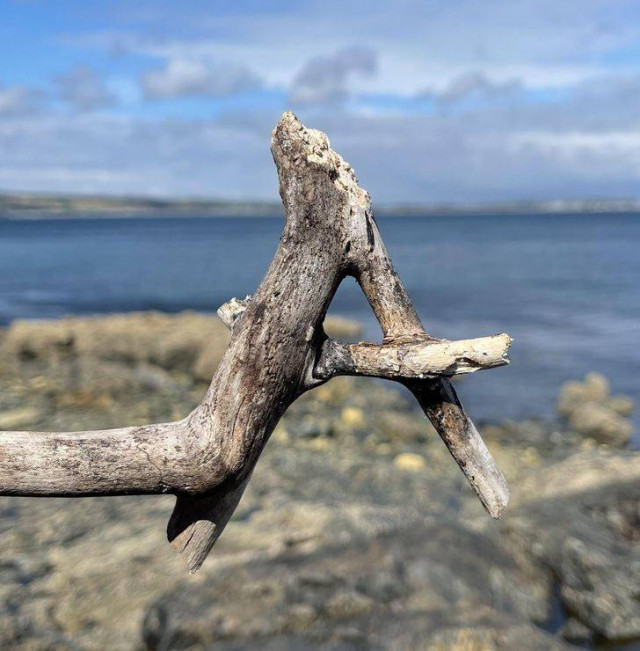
[1, 192, 640, 218]
[0, 193, 283, 217]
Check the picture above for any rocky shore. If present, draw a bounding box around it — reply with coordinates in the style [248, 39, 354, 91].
[0, 312, 637, 650]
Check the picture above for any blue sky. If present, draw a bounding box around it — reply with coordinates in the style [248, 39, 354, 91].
[1, 0, 640, 203]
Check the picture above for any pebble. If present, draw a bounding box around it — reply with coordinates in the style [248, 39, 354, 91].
[394, 452, 426, 472]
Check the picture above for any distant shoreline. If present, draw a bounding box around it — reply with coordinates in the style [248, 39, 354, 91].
[2, 192, 640, 218]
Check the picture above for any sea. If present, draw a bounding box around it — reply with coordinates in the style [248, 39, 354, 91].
[0, 213, 638, 428]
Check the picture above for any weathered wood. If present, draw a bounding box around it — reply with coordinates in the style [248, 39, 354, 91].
[0, 420, 190, 496]
[217, 296, 251, 329]
[315, 333, 512, 380]
[0, 111, 512, 572]
[217, 298, 511, 381]
[168, 475, 251, 572]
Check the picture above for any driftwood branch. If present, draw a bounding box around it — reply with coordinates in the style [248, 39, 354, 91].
[218, 298, 511, 381]
[316, 333, 512, 380]
[218, 299, 511, 381]
[0, 112, 512, 572]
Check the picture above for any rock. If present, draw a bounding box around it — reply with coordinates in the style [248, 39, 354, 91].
[0, 406, 40, 429]
[1, 312, 362, 387]
[324, 590, 375, 618]
[323, 315, 362, 340]
[296, 417, 334, 439]
[190, 336, 229, 382]
[0, 319, 635, 650]
[499, 451, 640, 642]
[482, 419, 581, 458]
[340, 406, 365, 429]
[394, 452, 426, 472]
[422, 610, 567, 650]
[559, 616, 592, 644]
[556, 373, 634, 445]
[137, 514, 551, 650]
[567, 402, 633, 445]
[559, 536, 640, 640]
[378, 409, 436, 443]
[141, 603, 170, 651]
[557, 372, 610, 415]
[609, 395, 635, 417]
[1, 311, 228, 372]
[282, 603, 317, 630]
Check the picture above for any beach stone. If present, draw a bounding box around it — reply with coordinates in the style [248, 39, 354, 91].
[556, 372, 634, 445]
[560, 616, 592, 644]
[423, 614, 566, 650]
[0, 406, 40, 429]
[499, 450, 640, 642]
[340, 406, 366, 429]
[0, 313, 634, 649]
[394, 452, 426, 471]
[567, 402, 633, 445]
[608, 395, 635, 417]
[557, 372, 610, 415]
[323, 315, 362, 340]
[325, 590, 375, 618]
[296, 417, 334, 439]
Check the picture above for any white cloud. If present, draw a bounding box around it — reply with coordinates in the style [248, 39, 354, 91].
[76, 0, 638, 96]
[0, 85, 45, 116]
[512, 131, 640, 153]
[0, 113, 275, 198]
[141, 57, 261, 99]
[7, 0, 640, 201]
[289, 47, 377, 106]
[2, 102, 640, 203]
[419, 71, 523, 107]
[55, 66, 116, 111]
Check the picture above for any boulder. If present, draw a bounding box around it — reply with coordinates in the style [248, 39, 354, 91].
[556, 372, 634, 445]
[0, 318, 635, 649]
[139, 514, 554, 650]
[0, 311, 227, 372]
[567, 402, 633, 445]
[498, 450, 640, 642]
[0, 311, 363, 387]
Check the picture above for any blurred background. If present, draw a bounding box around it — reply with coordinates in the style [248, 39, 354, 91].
[0, 1, 639, 649]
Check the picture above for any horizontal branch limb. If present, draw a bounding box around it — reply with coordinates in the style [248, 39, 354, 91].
[314, 333, 511, 381]
[0, 420, 194, 497]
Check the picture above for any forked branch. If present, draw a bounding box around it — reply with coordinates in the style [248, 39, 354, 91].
[0, 112, 512, 572]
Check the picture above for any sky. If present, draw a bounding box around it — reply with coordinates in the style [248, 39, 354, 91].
[1, 0, 640, 204]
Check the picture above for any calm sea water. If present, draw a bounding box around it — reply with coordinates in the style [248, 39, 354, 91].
[0, 214, 638, 427]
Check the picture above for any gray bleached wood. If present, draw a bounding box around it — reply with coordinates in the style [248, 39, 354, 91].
[0, 112, 511, 572]
[218, 300, 511, 379]
[316, 333, 512, 380]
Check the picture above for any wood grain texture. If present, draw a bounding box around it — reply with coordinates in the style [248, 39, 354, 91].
[315, 333, 512, 380]
[0, 111, 511, 572]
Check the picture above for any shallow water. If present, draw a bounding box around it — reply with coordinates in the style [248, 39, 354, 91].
[0, 213, 638, 427]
